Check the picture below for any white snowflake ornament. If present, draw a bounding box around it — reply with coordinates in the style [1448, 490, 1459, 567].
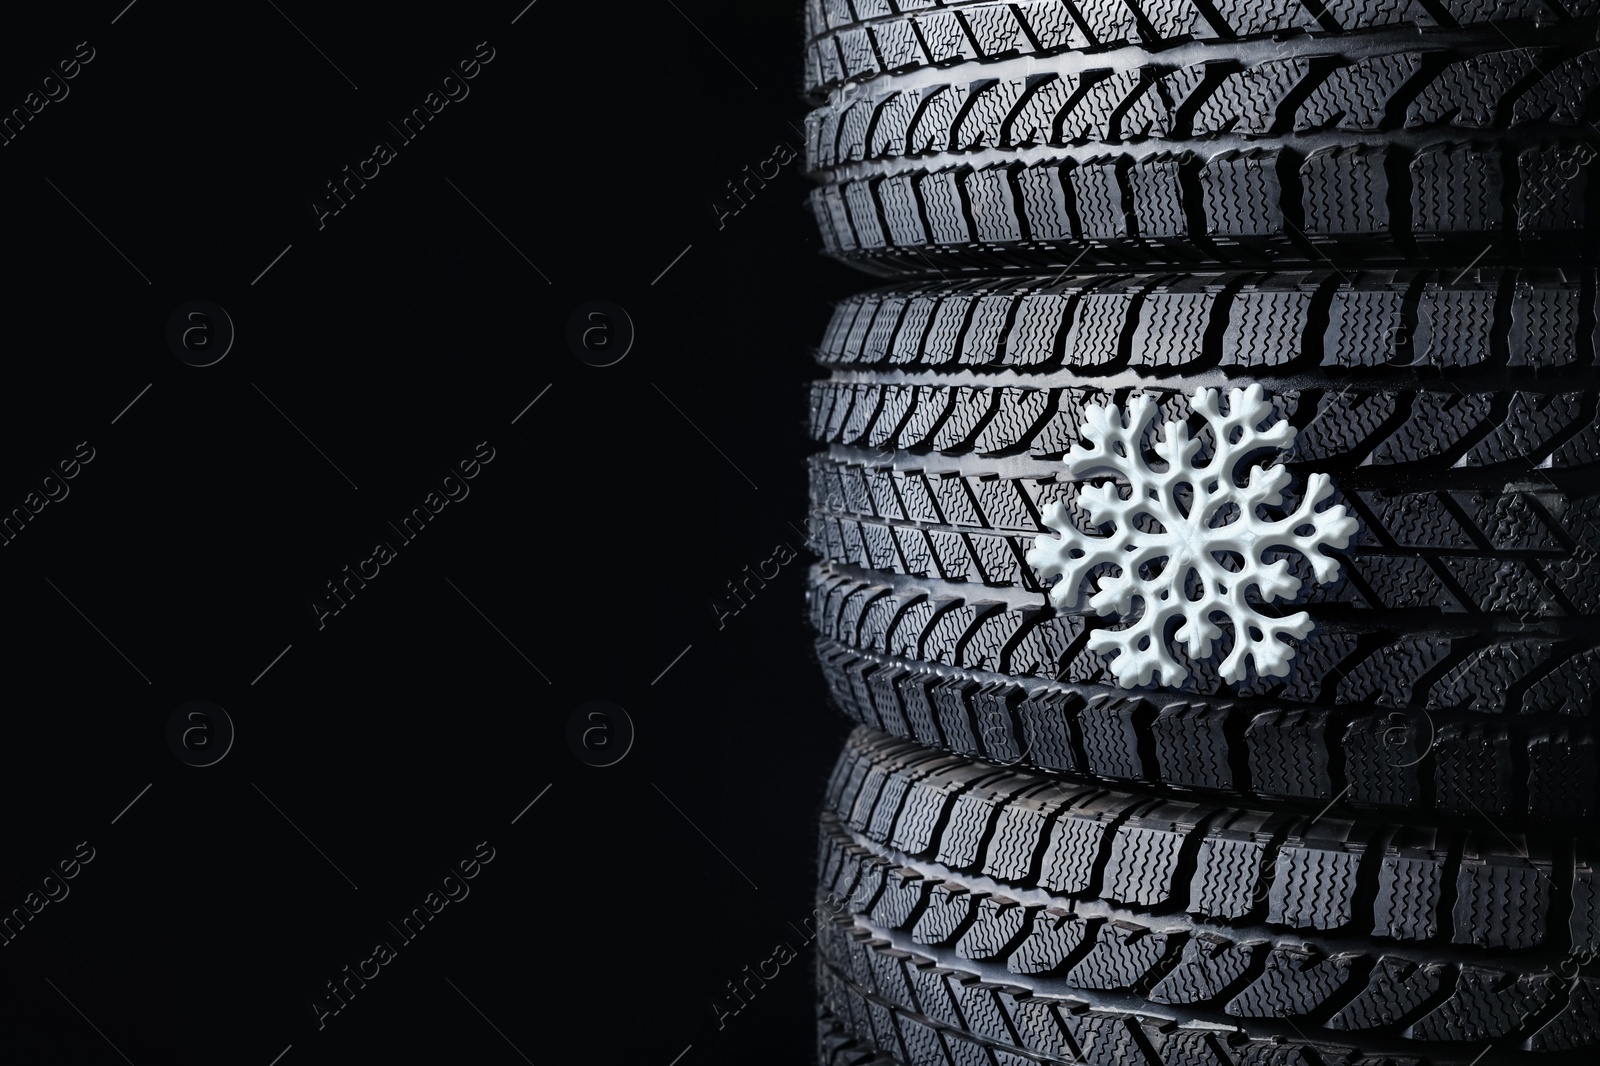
[1026, 384, 1357, 689]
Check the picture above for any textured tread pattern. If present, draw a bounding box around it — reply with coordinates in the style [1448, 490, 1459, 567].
[807, 377, 1600, 474]
[813, 727, 1600, 1060]
[806, 463, 1600, 617]
[813, 634, 1600, 822]
[811, 272, 1599, 373]
[803, 26, 1600, 273]
[810, 560, 1600, 705]
[800, 0, 1595, 96]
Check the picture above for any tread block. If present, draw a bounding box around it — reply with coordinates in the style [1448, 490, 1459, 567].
[1064, 920, 1174, 990]
[1529, 977, 1600, 1052]
[1245, 708, 1333, 801]
[872, 866, 930, 930]
[1409, 142, 1504, 235]
[1451, 842, 1551, 949]
[1431, 721, 1515, 817]
[1224, 943, 1360, 1018]
[1102, 806, 1198, 906]
[1295, 51, 1423, 132]
[1327, 955, 1445, 1031]
[1301, 144, 1390, 236]
[1405, 48, 1541, 129]
[1342, 711, 1425, 809]
[1039, 809, 1117, 894]
[981, 792, 1061, 882]
[912, 882, 979, 945]
[1152, 700, 1234, 792]
[1528, 729, 1598, 819]
[1016, 688, 1084, 774]
[1190, 832, 1270, 919]
[1008, 906, 1089, 975]
[1267, 826, 1365, 931]
[1406, 964, 1557, 1041]
[1373, 831, 1446, 941]
[1518, 142, 1592, 236]
[954, 896, 1028, 962]
[1077, 694, 1148, 780]
[1200, 148, 1284, 238]
[1149, 932, 1260, 1006]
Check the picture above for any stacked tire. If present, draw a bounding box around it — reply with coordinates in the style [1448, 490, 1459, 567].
[798, 1, 1600, 1063]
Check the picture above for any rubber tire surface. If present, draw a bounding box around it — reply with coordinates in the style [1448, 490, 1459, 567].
[813, 725, 1600, 1063]
[801, 0, 1600, 98]
[803, 8, 1600, 275]
[799, 263, 1600, 824]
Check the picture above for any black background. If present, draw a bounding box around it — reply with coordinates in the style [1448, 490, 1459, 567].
[0, 3, 858, 1063]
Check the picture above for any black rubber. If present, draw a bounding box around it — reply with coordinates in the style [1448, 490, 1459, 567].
[802, 0, 1600, 98]
[809, 376, 1600, 475]
[803, 12, 1600, 275]
[813, 725, 1600, 1062]
[800, 272, 1600, 824]
[797, 7, 1600, 1062]
[808, 457, 1600, 618]
[812, 631, 1600, 823]
[813, 271, 1599, 373]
